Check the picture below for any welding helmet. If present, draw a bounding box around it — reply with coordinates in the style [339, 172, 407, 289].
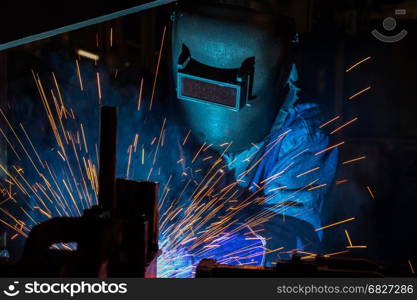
[172, 0, 296, 153]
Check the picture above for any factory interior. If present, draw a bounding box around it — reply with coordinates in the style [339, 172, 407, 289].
[0, 0, 416, 278]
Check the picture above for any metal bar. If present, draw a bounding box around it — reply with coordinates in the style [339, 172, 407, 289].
[0, 0, 176, 51]
[98, 106, 118, 212]
[116, 179, 159, 257]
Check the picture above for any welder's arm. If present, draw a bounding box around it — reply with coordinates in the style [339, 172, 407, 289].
[259, 129, 338, 265]
[263, 129, 338, 230]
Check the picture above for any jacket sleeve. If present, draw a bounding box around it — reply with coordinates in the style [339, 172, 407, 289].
[261, 127, 339, 230]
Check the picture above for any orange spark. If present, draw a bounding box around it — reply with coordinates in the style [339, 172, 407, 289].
[75, 59, 84, 91]
[133, 134, 139, 152]
[19, 123, 45, 169]
[141, 147, 145, 165]
[408, 260, 415, 275]
[319, 116, 340, 129]
[346, 56, 372, 72]
[267, 186, 287, 192]
[137, 78, 144, 111]
[96, 72, 102, 103]
[0, 128, 21, 160]
[366, 186, 375, 199]
[349, 86, 371, 100]
[344, 229, 353, 246]
[126, 145, 133, 178]
[152, 118, 166, 165]
[250, 142, 260, 150]
[290, 148, 309, 160]
[330, 117, 358, 135]
[315, 217, 356, 232]
[296, 167, 320, 178]
[110, 27, 113, 47]
[336, 179, 349, 185]
[192, 142, 206, 163]
[342, 156, 366, 165]
[182, 129, 191, 146]
[308, 183, 327, 191]
[315, 141, 345, 156]
[149, 26, 167, 111]
[323, 250, 350, 257]
[80, 124, 88, 153]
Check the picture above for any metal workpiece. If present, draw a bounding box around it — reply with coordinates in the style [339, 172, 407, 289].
[98, 106, 118, 214]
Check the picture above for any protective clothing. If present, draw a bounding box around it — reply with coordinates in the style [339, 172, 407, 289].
[223, 66, 338, 264]
[170, 0, 338, 267]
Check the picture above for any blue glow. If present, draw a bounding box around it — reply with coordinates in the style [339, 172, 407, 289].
[1, 57, 338, 277]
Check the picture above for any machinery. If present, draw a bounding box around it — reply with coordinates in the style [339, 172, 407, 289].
[196, 256, 412, 278]
[0, 107, 159, 277]
[0, 106, 413, 278]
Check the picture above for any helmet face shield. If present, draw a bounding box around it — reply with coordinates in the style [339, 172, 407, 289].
[172, 3, 294, 152]
[177, 46, 255, 111]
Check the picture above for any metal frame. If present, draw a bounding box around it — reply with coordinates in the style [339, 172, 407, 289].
[0, 0, 176, 51]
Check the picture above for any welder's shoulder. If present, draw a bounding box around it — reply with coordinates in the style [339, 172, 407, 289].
[281, 103, 329, 152]
[293, 103, 325, 131]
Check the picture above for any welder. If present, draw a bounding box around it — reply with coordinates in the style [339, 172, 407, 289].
[171, 0, 338, 266]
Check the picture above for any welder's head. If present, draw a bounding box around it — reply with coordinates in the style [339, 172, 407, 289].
[172, 0, 296, 153]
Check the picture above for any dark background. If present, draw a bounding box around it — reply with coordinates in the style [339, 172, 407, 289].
[0, 0, 416, 270]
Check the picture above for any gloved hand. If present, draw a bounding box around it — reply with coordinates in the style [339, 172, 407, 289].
[261, 214, 321, 266]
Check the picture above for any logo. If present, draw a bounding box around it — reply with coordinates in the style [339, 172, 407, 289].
[3, 281, 20, 297]
[372, 9, 408, 43]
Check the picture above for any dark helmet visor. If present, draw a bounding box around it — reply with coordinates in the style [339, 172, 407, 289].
[177, 46, 254, 111]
